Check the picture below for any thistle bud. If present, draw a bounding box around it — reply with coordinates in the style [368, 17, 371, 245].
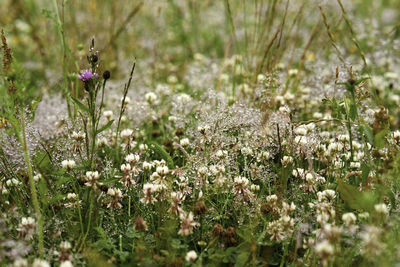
[91, 54, 98, 63]
[103, 70, 111, 80]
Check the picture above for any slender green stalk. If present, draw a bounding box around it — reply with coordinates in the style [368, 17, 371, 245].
[79, 189, 93, 252]
[52, 0, 72, 119]
[20, 111, 44, 257]
[72, 175, 84, 236]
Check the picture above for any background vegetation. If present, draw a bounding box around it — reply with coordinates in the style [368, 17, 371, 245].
[1, 0, 400, 266]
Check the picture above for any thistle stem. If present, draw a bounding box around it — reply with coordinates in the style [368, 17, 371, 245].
[20, 110, 44, 257]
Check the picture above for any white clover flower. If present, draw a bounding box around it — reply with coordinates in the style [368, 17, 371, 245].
[393, 130, 400, 139]
[156, 84, 172, 95]
[185, 250, 198, 262]
[261, 151, 270, 160]
[86, 171, 99, 180]
[266, 194, 278, 203]
[121, 163, 131, 173]
[358, 212, 370, 220]
[125, 153, 140, 164]
[33, 174, 42, 182]
[97, 137, 108, 147]
[281, 156, 293, 166]
[317, 189, 336, 202]
[374, 203, 388, 215]
[139, 144, 148, 151]
[156, 165, 169, 176]
[288, 69, 298, 76]
[180, 138, 190, 146]
[338, 134, 350, 142]
[342, 212, 357, 225]
[315, 240, 334, 257]
[145, 92, 158, 103]
[198, 166, 208, 176]
[294, 136, 308, 145]
[60, 241, 72, 250]
[67, 193, 77, 200]
[142, 161, 152, 171]
[120, 129, 133, 139]
[313, 112, 323, 119]
[215, 150, 225, 158]
[234, 176, 249, 187]
[250, 184, 260, 192]
[12, 178, 21, 185]
[84, 171, 101, 189]
[350, 162, 361, 169]
[121, 96, 131, 105]
[141, 183, 159, 204]
[178, 212, 199, 236]
[360, 226, 384, 256]
[283, 92, 295, 101]
[241, 147, 253, 156]
[21, 217, 35, 226]
[107, 188, 116, 196]
[60, 261, 74, 267]
[352, 141, 362, 150]
[103, 110, 113, 120]
[168, 116, 177, 122]
[32, 259, 50, 267]
[167, 75, 178, 84]
[13, 258, 28, 267]
[71, 131, 85, 141]
[257, 73, 266, 82]
[305, 172, 314, 182]
[62, 160, 76, 170]
[294, 126, 308, 136]
[177, 93, 191, 103]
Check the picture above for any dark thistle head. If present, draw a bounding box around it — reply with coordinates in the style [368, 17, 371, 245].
[103, 70, 111, 80]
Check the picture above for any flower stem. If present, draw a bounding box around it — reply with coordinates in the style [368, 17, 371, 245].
[20, 110, 44, 257]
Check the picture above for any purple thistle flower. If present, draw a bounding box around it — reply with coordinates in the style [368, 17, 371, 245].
[78, 69, 99, 82]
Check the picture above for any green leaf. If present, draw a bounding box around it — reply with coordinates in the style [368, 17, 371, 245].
[56, 176, 72, 186]
[71, 97, 89, 113]
[280, 166, 292, 192]
[361, 163, 370, 183]
[355, 77, 369, 86]
[48, 194, 65, 204]
[374, 129, 389, 149]
[96, 120, 114, 135]
[337, 179, 377, 212]
[38, 178, 49, 206]
[30, 95, 42, 120]
[361, 122, 373, 145]
[349, 102, 358, 120]
[235, 250, 250, 267]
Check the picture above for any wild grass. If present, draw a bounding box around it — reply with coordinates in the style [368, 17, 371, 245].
[1, 0, 400, 266]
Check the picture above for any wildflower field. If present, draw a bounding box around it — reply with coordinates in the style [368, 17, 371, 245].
[1, 0, 400, 266]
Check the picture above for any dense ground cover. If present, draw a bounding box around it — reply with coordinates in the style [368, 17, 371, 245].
[1, 0, 400, 266]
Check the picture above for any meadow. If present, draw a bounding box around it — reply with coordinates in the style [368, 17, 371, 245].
[1, 0, 400, 266]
